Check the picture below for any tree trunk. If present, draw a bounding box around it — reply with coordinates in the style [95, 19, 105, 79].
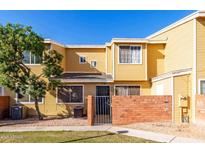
[34, 98, 43, 120]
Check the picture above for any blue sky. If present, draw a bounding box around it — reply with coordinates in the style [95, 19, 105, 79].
[0, 10, 195, 45]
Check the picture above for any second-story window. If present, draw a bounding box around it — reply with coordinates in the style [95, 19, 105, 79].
[79, 56, 86, 64]
[119, 46, 142, 64]
[23, 51, 42, 64]
[91, 61, 97, 68]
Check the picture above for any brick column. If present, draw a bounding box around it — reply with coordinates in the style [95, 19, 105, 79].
[87, 95, 95, 126]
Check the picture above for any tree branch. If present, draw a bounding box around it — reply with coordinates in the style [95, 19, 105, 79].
[18, 62, 31, 76]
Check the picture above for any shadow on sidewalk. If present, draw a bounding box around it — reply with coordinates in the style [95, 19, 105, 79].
[60, 132, 115, 143]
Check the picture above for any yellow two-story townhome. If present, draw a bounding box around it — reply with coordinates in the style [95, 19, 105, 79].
[2, 10, 205, 124]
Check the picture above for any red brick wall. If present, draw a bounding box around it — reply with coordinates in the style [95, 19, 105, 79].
[196, 95, 205, 125]
[0, 96, 10, 119]
[112, 95, 172, 125]
[87, 95, 95, 126]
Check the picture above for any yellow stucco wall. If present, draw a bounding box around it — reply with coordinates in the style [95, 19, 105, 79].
[106, 46, 113, 74]
[9, 83, 99, 117]
[147, 44, 165, 79]
[151, 74, 192, 123]
[150, 20, 194, 73]
[196, 17, 205, 94]
[151, 78, 172, 95]
[173, 74, 192, 123]
[7, 80, 151, 117]
[51, 43, 66, 70]
[113, 43, 147, 81]
[65, 48, 106, 73]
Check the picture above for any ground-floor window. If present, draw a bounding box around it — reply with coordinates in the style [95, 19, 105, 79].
[17, 93, 43, 103]
[115, 85, 140, 96]
[57, 85, 83, 103]
[199, 80, 205, 94]
[0, 86, 4, 96]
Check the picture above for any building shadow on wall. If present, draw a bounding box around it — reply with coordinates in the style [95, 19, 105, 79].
[148, 45, 165, 79]
[48, 51, 105, 118]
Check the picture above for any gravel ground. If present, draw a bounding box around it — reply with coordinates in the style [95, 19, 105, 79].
[0, 117, 87, 127]
[123, 122, 205, 141]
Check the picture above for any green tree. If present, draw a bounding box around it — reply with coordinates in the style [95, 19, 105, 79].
[0, 23, 63, 120]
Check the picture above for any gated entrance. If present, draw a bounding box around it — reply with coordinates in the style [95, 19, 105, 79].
[94, 86, 112, 125]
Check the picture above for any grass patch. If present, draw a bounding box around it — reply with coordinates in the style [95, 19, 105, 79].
[0, 131, 157, 143]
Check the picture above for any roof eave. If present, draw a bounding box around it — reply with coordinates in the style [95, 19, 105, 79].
[146, 10, 205, 39]
[111, 38, 148, 43]
[65, 45, 105, 48]
[44, 39, 65, 48]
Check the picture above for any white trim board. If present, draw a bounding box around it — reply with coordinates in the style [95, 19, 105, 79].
[44, 39, 65, 48]
[152, 68, 192, 82]
[111, 38, 167, 44]
[66, 45, 105, 48]
[45, 38, 167, 50]
[59, 79, 113, 83]
[192, 18, 197, 123]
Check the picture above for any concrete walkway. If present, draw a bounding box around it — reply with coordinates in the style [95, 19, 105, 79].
[0, 125, 203, 143]
[109, 127, 204, 143]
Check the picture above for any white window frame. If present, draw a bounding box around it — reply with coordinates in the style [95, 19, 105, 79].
[79, 56, 86, 64]
[15, 93, 44, 104]
[198, 79, 205, 95]
[0, 86, 4, 96]
[114, 84, 141, 96]
[90, 60, 97, 68]
[23, 51, 41, 65]
[56, 84, 84, 105]
[118, 45, 143, 65]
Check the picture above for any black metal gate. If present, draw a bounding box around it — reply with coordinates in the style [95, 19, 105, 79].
[94, 86, 112, 125]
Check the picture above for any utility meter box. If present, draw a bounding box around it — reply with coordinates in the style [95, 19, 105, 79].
[178, 95, 188, 107]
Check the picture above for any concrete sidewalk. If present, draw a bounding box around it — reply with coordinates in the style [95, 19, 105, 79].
[0, 125, 203, 143]
[109, 127, 204, 143]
